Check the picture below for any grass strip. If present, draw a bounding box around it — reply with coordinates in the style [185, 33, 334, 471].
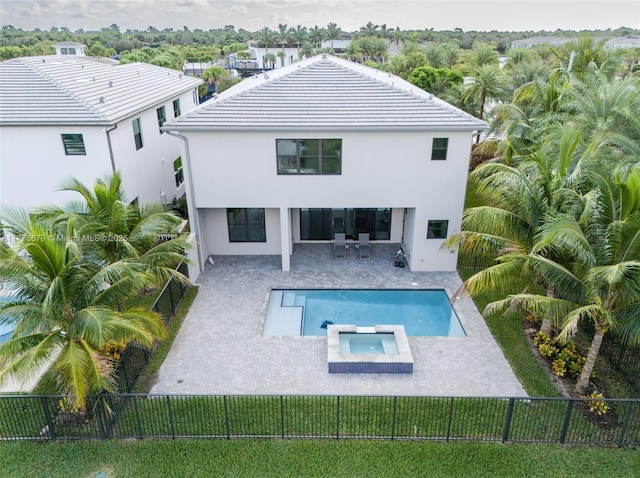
[1, 439, 638, 478]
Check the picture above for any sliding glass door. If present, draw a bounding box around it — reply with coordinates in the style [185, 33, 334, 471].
[300, 208, 391, 240]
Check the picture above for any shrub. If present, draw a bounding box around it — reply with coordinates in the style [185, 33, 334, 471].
[583, 392, 610, 416]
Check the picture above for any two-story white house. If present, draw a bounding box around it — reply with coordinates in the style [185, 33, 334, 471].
[0, 55, 202, 211]
[163, 55, 488, 276]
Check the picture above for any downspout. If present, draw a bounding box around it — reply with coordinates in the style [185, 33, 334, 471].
[165, 130, 204, 271]
[105, 124, 118, 171]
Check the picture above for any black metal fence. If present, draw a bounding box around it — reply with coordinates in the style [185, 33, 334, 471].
[0, 394, 637, 446]
[113, 262, 190, 394]
[599, 335, 640, 396]
[457, 253, 495, 270]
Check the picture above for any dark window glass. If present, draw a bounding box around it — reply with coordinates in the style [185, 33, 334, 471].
[61, 134, 86, 155]
[173, 156, 184, 187]
[431, 138, 448, 160]
[132, 118, 143, 150]
[157, 106, 166, 133]
[276, 139, 342, 175]
[300, 208, 391, 241]
[173, 98, 181, 117]
[227, 208, 266, 242]
[427, 219, 449, 239]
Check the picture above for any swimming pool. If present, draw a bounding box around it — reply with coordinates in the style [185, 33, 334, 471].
[263, 289, 465, 337]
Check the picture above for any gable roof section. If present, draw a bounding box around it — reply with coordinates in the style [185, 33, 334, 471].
[165, 55, 488, 132]
[0, 56, 202, 126]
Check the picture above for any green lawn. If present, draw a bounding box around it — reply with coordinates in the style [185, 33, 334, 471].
[1, 439, 638, 478]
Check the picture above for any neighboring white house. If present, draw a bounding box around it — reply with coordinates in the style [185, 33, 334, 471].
[163, 55, 488, 277]
[53, 41, 87, 56]
[0, 55, 203, 211]
[247, 39, 352, 69]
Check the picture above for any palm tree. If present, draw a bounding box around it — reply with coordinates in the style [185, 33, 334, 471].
[461, 41, 500, 73]
[290, 25, 307, 60]
[486, 168, 640, 395]
[202, 65, 231, 93]
[359, 21, 379, 36]
[461, 64, 508, 120]
[309, 25, 325, 50]
[447, 123, 589, 335]
[0, 221, 166, 411]
[277, 23, 288, 65]
[257, 27, 276, 64]
[326, 22, 341, 50]
[37, 172, 190, 287]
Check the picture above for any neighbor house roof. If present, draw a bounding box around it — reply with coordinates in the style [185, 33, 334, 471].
[164, 54, 488, 132]
[54, 41, 86, 48]
[0, 56, 202, 126]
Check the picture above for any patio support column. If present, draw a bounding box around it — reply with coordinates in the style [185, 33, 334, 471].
[280, 207, 291, 271]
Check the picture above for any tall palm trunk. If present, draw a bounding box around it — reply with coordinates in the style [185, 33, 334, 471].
[575, 325, 606, 395]
[539, 286, 555, 335]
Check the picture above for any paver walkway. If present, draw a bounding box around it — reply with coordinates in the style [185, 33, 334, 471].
[151, 244, 527, 397]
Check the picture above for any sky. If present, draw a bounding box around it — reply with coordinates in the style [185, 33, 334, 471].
[1, 0, 639, 33]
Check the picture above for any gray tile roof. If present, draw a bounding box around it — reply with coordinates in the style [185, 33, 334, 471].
[165, 55, 488, 132]
[0, 56, 202, 126]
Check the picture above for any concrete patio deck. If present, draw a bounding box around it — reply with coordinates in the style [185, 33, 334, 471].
[150, 244, 527, 397]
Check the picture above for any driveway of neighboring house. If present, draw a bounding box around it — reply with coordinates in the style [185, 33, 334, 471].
[151, 244, 527, 397]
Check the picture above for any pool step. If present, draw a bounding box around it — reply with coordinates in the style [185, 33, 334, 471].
[263, 291, 303, 336]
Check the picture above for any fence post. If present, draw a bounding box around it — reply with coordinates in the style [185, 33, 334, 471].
[446, 397, 455, 442]
[391, 396, 397, 440]
[133, 395, 143, 439]
[559, 400, 574, 444]
[335, 396, 340, 440]
[280, 395, 285, 439]
[223, 395, 231, 440]
[95, 394, 108, 439]
[166, 395, 175, 439]
[502, 398, 515, 443]
[617, 401, 634, 447]
[40, 397, 56, 441]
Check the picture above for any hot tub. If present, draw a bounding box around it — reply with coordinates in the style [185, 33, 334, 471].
[327, 325, 413, 374]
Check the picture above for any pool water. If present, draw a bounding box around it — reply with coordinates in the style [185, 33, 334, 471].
[339, 333, 399, 355]
[264, 289, 465, 337]
[0, 296, 15, 343]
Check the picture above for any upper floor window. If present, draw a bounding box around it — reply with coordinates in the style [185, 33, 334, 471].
[173, 99, 181, 117]
[427, 219, 449, 239]
[276, 139, 342, 175]
[173, 156, 184, 187]
[157, 106, 166, 134]
[61, 134, 86, 155]
[431, 138, 449, 161]
[132, 117, 143, 150]
[227, 208, 266, 242]
[61, 47, 76, 55]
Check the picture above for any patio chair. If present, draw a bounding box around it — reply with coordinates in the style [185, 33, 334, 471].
[358, 233, 370, 259]
[334, 233, 347, 259]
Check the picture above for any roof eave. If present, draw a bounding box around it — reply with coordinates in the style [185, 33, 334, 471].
[163, 124, 490, 133]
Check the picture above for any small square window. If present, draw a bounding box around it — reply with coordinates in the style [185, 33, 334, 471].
[132, 118, 143, 150]
[173, 99, 181, 117]
[61, 134, 86, 155]
[427, 219, 449, 239]
[431, 138, 448, 161]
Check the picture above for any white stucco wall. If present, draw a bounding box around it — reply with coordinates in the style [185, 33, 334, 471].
[111, 89, 198, 205]
[200, 207, 282, 255]
[183, 129, 473, 271]
[0, 125, 112, 210]
[0, 89, 198, 212]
